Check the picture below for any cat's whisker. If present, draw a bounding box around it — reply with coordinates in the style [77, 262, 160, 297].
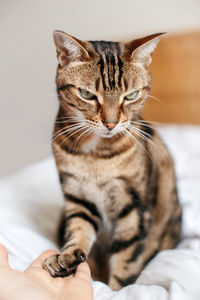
[88, 124, 104, 137]
[131, 124, 163, 146]
[134, 119, 159, 125]
[79, 128, 93, 145]
[53, 122, 84, 136]
[130, 122, 162, 148]
[128, 125, 164, 158]
[58, 120, 86, 130]
[127, 127, 150, 148]
[55, 120, 80, 124]
[131, 122, 163, 143]
[51, 123, 86, 141]
[131, 121, 158, 130]
[59, 125, 89, 146]
[129, 125, 157, 144]
[124, 128, 152, 160]
[43, 117, 81, 125]
[56, 116, 82, 121]
[121, 128, 133, 146]
[148, 94, 161, 102]
[129, 125, 158, 153]
[52, 122, 87, 141]
[70, 127, 92, 152]
[55, 118, 82, 123]
[55, 118, 79, 123]
[129, 125, 152, 143]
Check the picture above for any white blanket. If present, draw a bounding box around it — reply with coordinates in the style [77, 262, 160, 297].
[0, 125, 200, 299]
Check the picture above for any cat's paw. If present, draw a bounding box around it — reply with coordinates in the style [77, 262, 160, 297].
[43, 249, 86, 278]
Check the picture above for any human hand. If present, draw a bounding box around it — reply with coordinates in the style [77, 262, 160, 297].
[0, 243, 93, 300]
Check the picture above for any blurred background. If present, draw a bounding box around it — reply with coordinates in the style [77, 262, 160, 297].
[1, 0, 200, 176]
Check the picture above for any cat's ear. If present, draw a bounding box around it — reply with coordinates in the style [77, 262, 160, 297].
[53, 30, 90, 66]
[124, 33, 165, 68]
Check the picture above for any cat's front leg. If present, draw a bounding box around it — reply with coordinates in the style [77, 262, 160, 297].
[108, 208, 150, 290]
[44, 194, 101, 277]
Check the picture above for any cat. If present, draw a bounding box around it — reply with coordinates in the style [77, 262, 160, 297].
[44, 30, 182, 290]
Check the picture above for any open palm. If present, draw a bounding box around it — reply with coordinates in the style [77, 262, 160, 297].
[0, 244, 93, 300]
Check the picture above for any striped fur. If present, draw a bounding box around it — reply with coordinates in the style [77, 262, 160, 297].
[89, 40, 123, 90]
[44, 31, 182, 290]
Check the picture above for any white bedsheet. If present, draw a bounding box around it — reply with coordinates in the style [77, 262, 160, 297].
[0, 125, 200, 299]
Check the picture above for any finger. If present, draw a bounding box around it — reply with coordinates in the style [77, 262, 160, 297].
[27, 249, 58, 270]
[0, 243, 9, 268]
[75, 262, 91, 282]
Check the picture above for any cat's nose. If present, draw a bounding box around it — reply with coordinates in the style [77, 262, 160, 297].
[103, 122, 117, 130]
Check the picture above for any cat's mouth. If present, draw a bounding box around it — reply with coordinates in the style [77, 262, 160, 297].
[94, 128, 120, 138]
[92, 123, 128, 138]
[99, 132, 116, 138]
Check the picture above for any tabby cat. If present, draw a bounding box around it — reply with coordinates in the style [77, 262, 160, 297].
[44, 30, 182, 290]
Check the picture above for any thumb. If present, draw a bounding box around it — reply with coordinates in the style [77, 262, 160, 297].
[0, 243, 9, 268]
[75, 262, 91, 282]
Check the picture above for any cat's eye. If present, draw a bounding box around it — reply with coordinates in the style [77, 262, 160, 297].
[124, 90, 140, 101]
[78, 88, 96, 100]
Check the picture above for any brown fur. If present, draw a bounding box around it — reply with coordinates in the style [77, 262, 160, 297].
[44, 31, 182, 290]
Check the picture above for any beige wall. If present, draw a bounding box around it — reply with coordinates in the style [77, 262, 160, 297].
[1, 0, 200, 176]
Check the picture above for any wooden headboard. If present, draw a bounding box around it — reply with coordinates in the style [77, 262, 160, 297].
[142, 31, 200, 124]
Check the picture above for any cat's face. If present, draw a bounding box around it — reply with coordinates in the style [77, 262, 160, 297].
[54, 31, 163, 138]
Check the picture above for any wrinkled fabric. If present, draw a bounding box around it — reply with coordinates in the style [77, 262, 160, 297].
[0, 125, 200, 299]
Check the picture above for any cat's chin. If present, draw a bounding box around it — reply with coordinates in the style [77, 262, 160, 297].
[97, 132, 117, 138]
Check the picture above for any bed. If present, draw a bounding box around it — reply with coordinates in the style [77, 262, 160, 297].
[1, 32, 200, 299]
[0, 125, 200, 299]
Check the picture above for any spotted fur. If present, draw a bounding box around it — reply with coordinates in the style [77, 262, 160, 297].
[44, 31, 182, 290]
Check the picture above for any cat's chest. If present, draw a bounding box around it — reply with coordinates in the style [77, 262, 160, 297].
[60, 155, 145, 223]
[64, 169, 125, 222]
[55, 144, 147, 224]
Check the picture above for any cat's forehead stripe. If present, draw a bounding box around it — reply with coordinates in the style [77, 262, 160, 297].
[98, 55, 106, 90]
[89, 41, 121, 55]
[89, 40, 123, 90]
